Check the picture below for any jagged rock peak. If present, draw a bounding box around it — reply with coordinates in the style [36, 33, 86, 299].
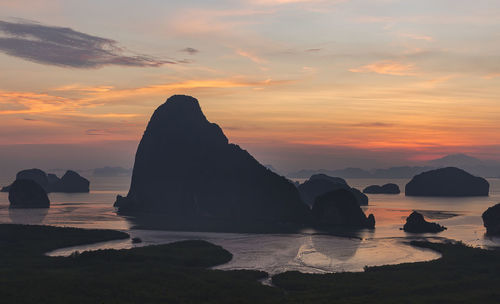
[114, 95, 311, 230]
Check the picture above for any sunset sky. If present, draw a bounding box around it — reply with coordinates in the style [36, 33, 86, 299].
[1, 0, 499, 175]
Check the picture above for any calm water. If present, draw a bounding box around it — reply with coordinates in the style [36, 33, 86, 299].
[2, 176, 499, 275]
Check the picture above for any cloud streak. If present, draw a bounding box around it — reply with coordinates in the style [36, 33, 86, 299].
[351, 122, 394, 128]
[0, 77, 293, 116]
[0, 19, 176, 68]
[236, 49, 266, 64]
[349, 60, 417, 76]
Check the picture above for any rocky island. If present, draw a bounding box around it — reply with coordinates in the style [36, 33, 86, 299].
[8, 179, 50, 208]
[298, 174, 368, 206]
[311, 189, 375, 229]
[114, 95, 311, 230]
[363, 183, 400, 194]
[482, 203, 500, 235]
[405, 167, 489, 197]
[403, 211, 447, 233]
[1, 169, 89, 193]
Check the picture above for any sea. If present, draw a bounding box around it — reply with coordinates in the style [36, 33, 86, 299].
[1, 176, 499, 276]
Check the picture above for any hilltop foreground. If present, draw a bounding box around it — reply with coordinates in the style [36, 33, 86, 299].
[0, 224, 499, 303]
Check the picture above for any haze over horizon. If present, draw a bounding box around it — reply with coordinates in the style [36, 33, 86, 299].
[1, 0, 500, 175]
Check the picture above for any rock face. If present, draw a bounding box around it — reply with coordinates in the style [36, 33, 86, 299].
[1, 169, 89, 193]
[297, 174, 368, 206]
[311, 189, 375, 228]
[403, 211, 446, 233]
[482, 203, 500, 235]
[8, 179, 50, 208]
[405, 167, 489, 197]
[363, 183, 400, 194]
[114, 95, 311, 227]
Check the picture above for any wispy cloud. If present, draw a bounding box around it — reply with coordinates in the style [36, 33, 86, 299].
[0, 77, 293, 116]
[168, 9, 273, 36]
[236, 49, 266, 64]
[482, 73, 500, 79]
[349, 60, 417, 76]
[0, 19, 177, 68]
[180, 47, 199, 55]
[251, 0, 344, 5]
[85, 128, 131, 136]
[417, 75, 457, 88]
[351, 122, 394, 128]
[399, 33, 433, 42]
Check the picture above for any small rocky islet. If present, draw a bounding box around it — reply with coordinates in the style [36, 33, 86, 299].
[2, 168, 90, 193]
[482, 203, 500, 236]
[297, 174, 369, 206]
[363, 183, 400, 194]
[403, 211, 447, 233]
[312, 189, 375, 229]
[8, 179, 50, 209]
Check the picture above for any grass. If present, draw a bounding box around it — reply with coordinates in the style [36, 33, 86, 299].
[0, 224, 499, 303]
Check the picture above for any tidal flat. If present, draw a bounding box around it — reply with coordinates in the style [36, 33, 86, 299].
[1, 224, 499, 303]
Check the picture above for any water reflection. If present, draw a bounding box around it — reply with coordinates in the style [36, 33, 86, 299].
[311, 234, 361, 261]
[9, 207, 48, 224]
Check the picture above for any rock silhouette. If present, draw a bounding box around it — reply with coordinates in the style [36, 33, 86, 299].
[405, 167, 489, 197]
[363, 183, 400, 194]
[1, 169, 89, 193]
[309, 174, 348, 185]
[53, 170, 90, 193]
[2, 169, 49, 192]
[47, 173, 61, 185]
[114, 95, 311, 228]
[8, 179, 50, 208]
[298, 174, 368, 206]
[482, 203, 500, 235]
[311, 189, 375, 229]
[403, 211, 446, 233]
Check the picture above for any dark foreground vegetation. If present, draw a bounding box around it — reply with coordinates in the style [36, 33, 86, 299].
[0, 224, 499, 303]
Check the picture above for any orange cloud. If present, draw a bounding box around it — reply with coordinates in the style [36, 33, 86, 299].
[0, 91, 77, 115]
[51, 78, 292, 103]
[349, 60, 417, 76]
[0, 78, 293, 117]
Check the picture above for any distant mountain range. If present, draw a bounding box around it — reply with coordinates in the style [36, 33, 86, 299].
[287, 154, 500, 179]
[92, 166, 132, 177]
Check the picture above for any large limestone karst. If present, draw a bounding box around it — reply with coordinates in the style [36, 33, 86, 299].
[114, 95, 311, 228]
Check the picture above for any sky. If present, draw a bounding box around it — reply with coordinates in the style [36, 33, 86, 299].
[0, 0, 500, 176]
